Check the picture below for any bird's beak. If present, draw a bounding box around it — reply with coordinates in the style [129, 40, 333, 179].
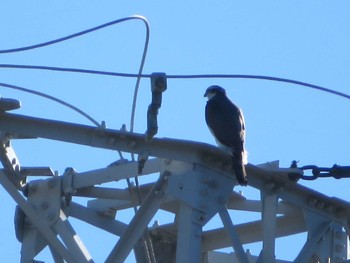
[204, 91, 208, 97]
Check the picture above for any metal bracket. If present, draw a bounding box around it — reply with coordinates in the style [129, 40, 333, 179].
[62, 167, 77, 207]
[23, 176, 93, 262]
[0, 96, 21, 112]
[166, 160, 235, 225]
[0, 133, 24, 188]
[145, 72, 167, 141]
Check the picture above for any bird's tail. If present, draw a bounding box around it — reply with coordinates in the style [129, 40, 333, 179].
[232, 152, 248, 186]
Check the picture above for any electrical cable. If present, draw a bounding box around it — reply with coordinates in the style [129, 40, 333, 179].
[0, 82, 100, 127]
[0, 15, 150, 144]
[1, 64, 349, 101]
[0, 16, 148, 54]
[0, 16, 348, 262]
[0, 14, 150, 133]
[0, 15, 150, 130]
[0, 15, 153, 259]
[0, 15, 150, 129]
[2, 18, 349, 179]
[129, 16, 149, 134]
[0, 16, 149, 154]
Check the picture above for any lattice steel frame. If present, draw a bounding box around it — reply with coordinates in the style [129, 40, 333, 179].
[0, 112, 349, 263]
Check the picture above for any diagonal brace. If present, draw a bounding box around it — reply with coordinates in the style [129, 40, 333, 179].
[293, 221, 332, 263]
[105, 171, 170, 263]
[0, 171, 76, 262]
[218, 206, 249, 263]
[53, 210, 94, 263]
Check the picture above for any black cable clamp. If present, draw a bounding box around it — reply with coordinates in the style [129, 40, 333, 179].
[139, 73, 167, 174]
[145, 73, 167, 141]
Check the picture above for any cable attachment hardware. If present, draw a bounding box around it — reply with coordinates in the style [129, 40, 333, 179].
[62, 167, 77, 207]
[0, 96, 21, 113]
[300, 164, 350, 180]
[138, 152, 149, 175]
[288, 160, 301, 182]
[145, 73, 167, 141]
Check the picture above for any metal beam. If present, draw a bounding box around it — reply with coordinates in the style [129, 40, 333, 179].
[49, 245, 64, 263]
[293, 222, 331, 263]
[3, 113, 349, 227]
[0, 113, 234, 175]
[1, 112, 350, 262]
[71, 158, 161, 189]
[20, 228, 38, 263]
[105, 171, 170, 263]
[248, 164, 350, 227]
[202, 211, 306, 251]
[218, 207, 249, 263]
[53, 210, 93, 263]
[175, 202, 202, 263]
[68, 202, 127, 236]
[0, 171, 77, 262]
[260, 192, 278, 262]
[0, 134, 24, 188]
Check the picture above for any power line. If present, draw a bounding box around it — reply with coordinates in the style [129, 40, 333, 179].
[1, 12, 348, 102]
[0, 14, 151, 135]
[1, 63, 350, 101]
[0, 14, 151, 133]
[0, 82, 101, 127]
[129, 16, 149, 134]
[0, 16, 148, 54]
[0, 16, 151, 221]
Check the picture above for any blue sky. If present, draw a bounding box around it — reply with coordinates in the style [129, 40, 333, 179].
[0, 1, 350, 262]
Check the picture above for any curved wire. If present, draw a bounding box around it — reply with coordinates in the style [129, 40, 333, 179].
[0, 15, 151, 130]
[0, 82, 101, 127]
[0, 16, 148, 54]
[1, 63, 349, 101]
[129, 15, 149, 134]
[1, 16, 153, 259]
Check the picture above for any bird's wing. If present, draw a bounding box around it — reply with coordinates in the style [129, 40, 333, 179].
[205, 97, 245, 151]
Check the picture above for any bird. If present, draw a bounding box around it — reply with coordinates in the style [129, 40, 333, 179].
[204, 85, 248, 186]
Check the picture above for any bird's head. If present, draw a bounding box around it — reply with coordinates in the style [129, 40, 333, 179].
[204, 85, 226, 100]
